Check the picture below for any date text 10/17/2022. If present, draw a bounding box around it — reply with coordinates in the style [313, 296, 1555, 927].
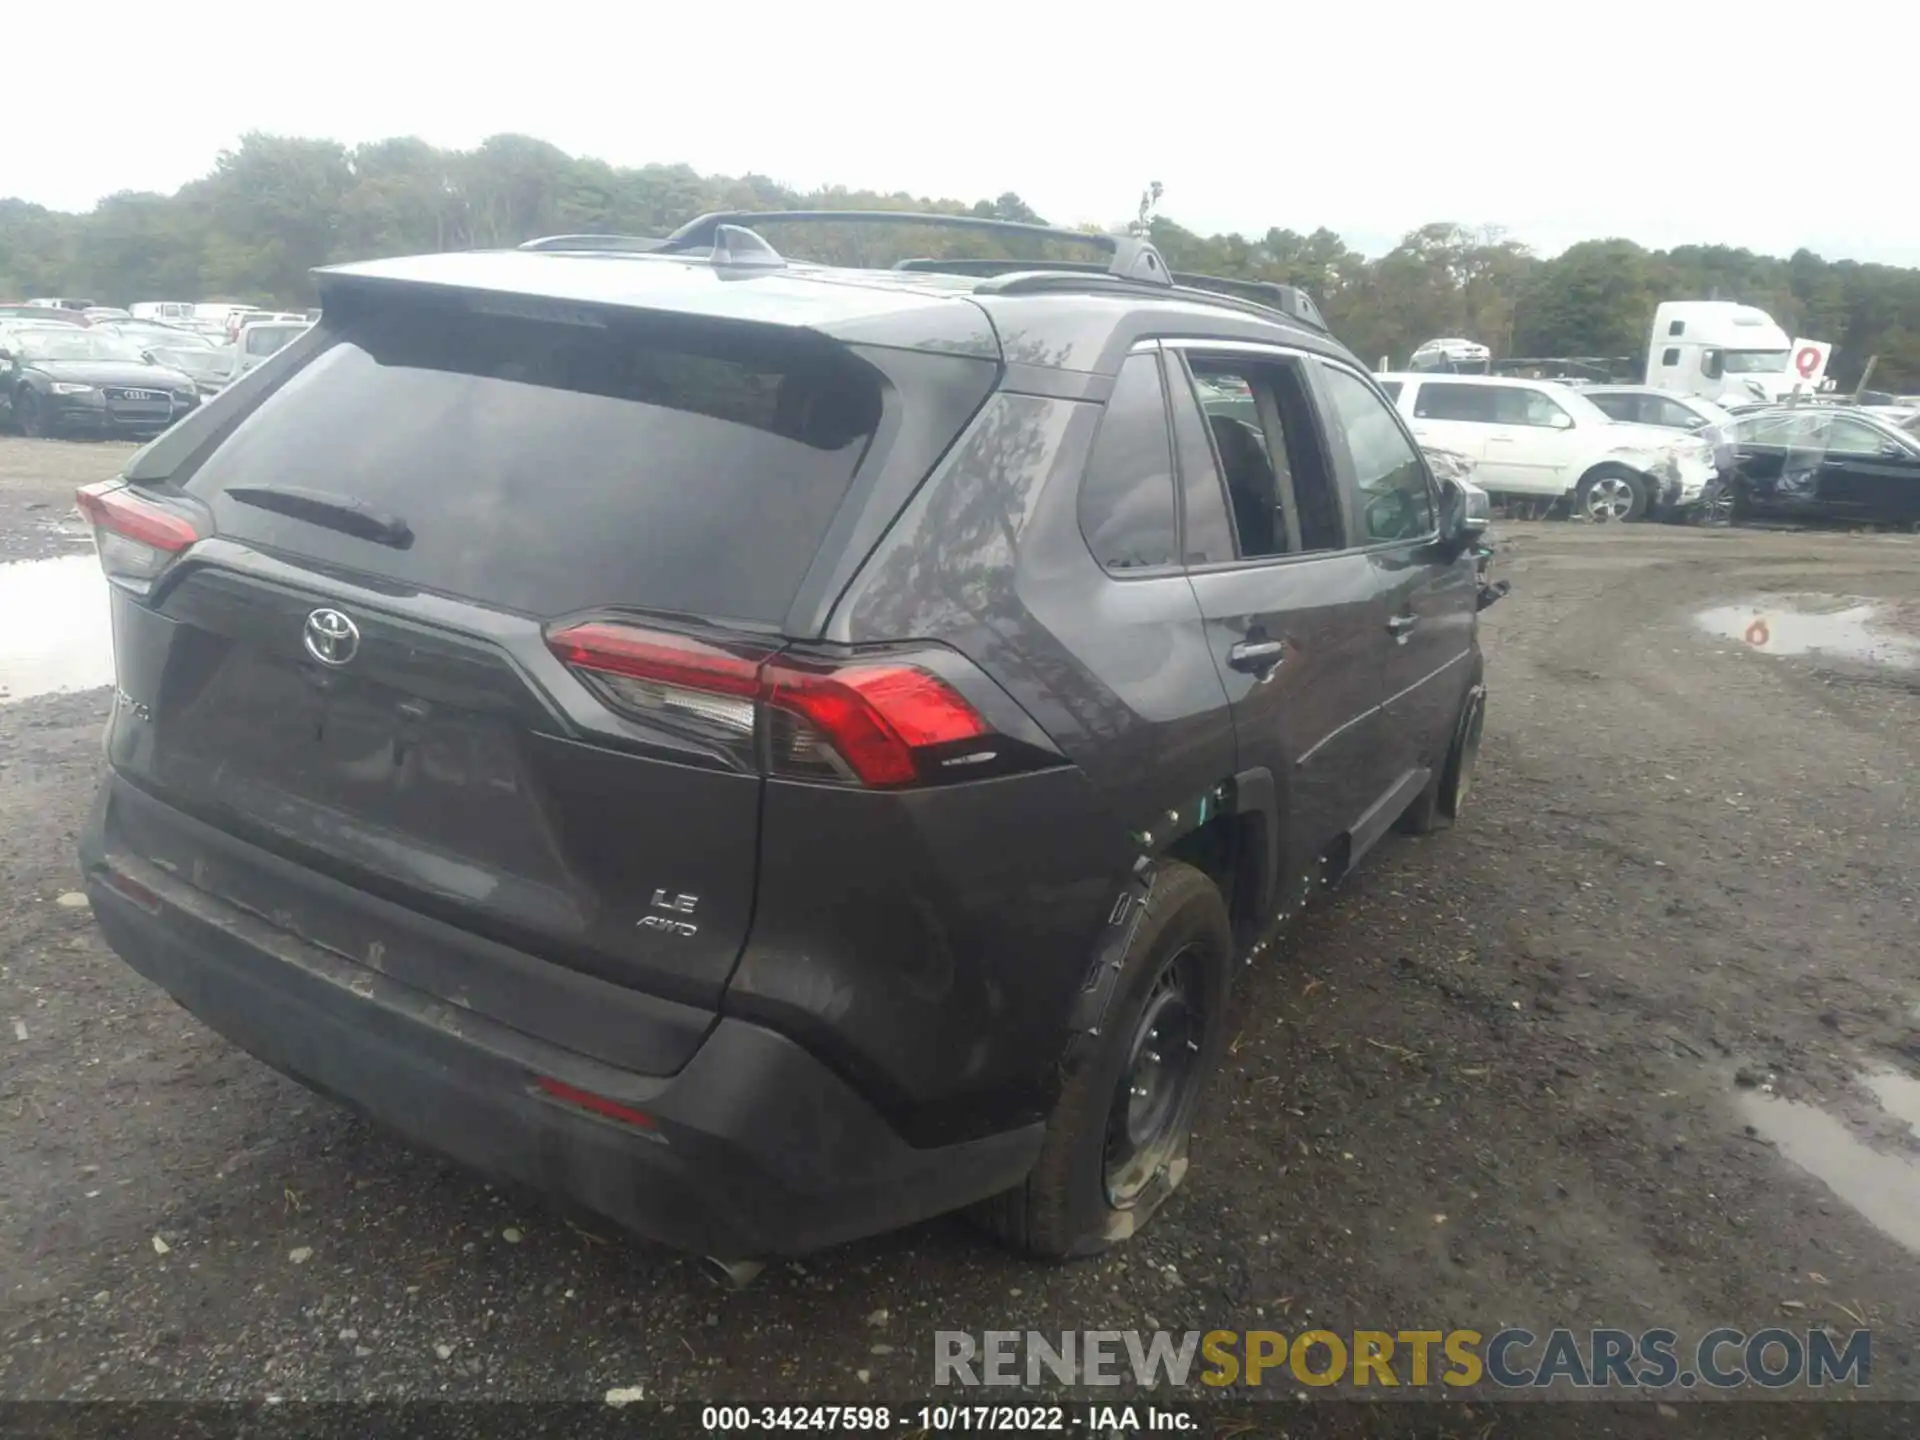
[699, 1407, 1192, 1432]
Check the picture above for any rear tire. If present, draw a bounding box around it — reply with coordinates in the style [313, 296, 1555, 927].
[976, 861, 1231, 1259]
[1575, 465, 1648, 523]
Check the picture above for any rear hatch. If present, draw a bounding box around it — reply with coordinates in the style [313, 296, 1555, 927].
[98, 272, 998, 1027]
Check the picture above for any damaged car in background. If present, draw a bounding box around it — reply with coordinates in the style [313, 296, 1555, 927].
[1719, 406, 1920, 527]
[1375, 373, 1717, 522]
[1421, 443, 1508, 610]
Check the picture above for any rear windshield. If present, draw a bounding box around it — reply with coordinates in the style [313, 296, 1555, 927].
[179, 302, 882, 624]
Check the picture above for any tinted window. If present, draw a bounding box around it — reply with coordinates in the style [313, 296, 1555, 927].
[1165, 359, 1237, 566]
[1661, 347, 1682, 366]
[1376, 380, 1402, 402]
[1588, 392, 1639, 423]
[1669, 320, 1685, 336]
[1413, 382, 1497, 422]
[1320, 365, 1435, 543]
[180, 304, 882, 624]
[1079, 352, 1178, 571]
[1828, 417, 1891, 455]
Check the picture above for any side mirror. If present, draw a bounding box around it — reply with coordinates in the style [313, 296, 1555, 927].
[1549, 411, 1574, 430]
[1881, 442, 1907, 459]
[1439, 477, 1491, 546]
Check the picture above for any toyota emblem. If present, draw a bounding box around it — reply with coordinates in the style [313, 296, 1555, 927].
[302, 608, 361, 667]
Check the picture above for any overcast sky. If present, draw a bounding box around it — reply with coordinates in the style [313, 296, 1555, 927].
[10, 1, 1915, 265]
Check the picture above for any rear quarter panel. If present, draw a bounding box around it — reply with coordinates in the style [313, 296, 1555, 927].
[725, 391, 1237, 1143]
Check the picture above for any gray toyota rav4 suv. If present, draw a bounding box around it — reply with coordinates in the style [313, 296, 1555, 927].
[77, 212, 1490, 1273]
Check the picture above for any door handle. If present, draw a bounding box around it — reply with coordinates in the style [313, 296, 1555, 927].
[1386, 614, 1419, 637]
[1227, 638, 1286, 674]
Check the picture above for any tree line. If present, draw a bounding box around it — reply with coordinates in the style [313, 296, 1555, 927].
[2, 133, 1915, 389]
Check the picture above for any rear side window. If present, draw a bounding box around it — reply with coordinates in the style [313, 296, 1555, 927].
[1413, 382, 1497, 422]
[1376, 380, 1402, 402]
[1078, 351, 1178, 572]
[179, 304, 882, 624]
[1588, 392, 1638, 423]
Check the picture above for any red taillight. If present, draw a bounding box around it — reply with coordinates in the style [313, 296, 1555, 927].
[548, 622, 760, 696]
[547, 622, 997, 789]
[532, 1075, 657, 1130]
[76, 481, 199, 553]
[765, 663, 991, 787]
[76, 480, 200, 594]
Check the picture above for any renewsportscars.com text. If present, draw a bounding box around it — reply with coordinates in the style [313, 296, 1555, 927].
[933, 1327, 1870, 1390]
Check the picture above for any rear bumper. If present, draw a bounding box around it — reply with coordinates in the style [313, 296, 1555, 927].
[80, 784, 1043, 1258]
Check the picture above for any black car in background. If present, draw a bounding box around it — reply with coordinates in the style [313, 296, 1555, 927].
[0, 325, 200, 438]
[1723, 406, 1920, 526]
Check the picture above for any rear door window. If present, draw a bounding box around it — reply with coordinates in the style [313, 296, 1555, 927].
[1164, 359, 1238, 566]
[1184, 352, 1344, 557]
[178, 302, 883, 625]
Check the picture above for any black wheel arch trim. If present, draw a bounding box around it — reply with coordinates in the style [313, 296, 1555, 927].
[1067, 764, 1274, 1043]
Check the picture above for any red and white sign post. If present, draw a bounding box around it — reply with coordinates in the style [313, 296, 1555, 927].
[1790, 339, 1832, 391]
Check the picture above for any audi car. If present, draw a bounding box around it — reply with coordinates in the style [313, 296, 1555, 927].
[0, 325, 201, 439]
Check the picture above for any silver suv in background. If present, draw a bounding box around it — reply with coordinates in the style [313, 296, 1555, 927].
[230, 319, 311, 380]
[1582, 385, 1736, 474]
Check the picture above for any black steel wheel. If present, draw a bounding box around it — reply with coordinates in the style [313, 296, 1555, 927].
[973, 861, 1231, 1259]
[1103, 945, 1207, 1208]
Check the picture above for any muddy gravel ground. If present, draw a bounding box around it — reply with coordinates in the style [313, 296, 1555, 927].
[2, 434, 1918, 1417]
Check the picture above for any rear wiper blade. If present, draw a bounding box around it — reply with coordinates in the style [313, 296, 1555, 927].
[225, 486, 414, 549]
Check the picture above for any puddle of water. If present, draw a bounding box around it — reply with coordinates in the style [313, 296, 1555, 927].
[1865, 1070, 1920, 1131]
[1738, 1080, 1920, 1255]
[0, 555, 114, 705]
[1695, 594, 1920, 669]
